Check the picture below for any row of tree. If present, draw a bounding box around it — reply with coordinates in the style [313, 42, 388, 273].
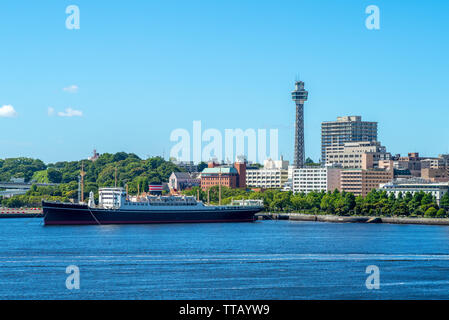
[183, 187, 449, 218]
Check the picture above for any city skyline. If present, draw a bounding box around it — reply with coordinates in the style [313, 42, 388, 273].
[1, 1, 449, 164]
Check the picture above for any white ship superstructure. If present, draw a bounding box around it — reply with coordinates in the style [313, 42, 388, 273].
[96, 187, 263, 211]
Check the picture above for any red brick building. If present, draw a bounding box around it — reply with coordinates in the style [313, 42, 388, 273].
[200, 161, 247, 191]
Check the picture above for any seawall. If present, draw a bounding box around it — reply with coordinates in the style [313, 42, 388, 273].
[257, 213, 449, 226]
[0, 208, 43, 218]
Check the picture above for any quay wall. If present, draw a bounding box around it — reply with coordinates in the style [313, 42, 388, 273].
[258, 213, 449, 226]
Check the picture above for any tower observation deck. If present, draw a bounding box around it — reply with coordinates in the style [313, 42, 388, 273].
[291, 81, 308, 168]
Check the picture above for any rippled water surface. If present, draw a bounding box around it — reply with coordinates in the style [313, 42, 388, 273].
[1, 219, 449, 299]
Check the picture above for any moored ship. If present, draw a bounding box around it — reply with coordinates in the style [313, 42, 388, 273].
[43, 187, 264, 225]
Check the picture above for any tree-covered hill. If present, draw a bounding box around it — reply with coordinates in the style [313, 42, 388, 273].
[0, 152, 182, 207]
[0, 158, 46, 182]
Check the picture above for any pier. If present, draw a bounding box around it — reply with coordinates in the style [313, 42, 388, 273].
[0, 207, 43, 218]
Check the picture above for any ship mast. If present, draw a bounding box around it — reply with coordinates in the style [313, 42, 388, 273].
[114, 167, 118, 188]
[218, 167, 222, 206]
[125, 183, 129, 200]
[80, 162, 86, 203]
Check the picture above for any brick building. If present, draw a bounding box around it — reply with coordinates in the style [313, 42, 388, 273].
[200, 160, 247, 191]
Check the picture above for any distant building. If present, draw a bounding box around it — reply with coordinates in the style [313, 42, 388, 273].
[393, 153, 423, 177]
[379, 178, 449, 204]
[282, 180, 293, 192]
[393, 168, 413, 179]
[200, 167, 239, 190]
[200, 159, 247, 191]
[421, 167, 449, 183]
[171, 160, 198, 173]
[321, 116, 377, 163]
[234, 156, 247, 189]
[340, 168, 394, 197]
[439, 154, 449, 166]
[246, 157, 289, 189]
[393, 153, 448, 178]
[168, 172, 201, 191]
[325, 141, 391, 169]
[292, 165, 342, 194]
[421, 158, 445, 169]
[88, 149, 100, 162]
[263, 157, 289, 170]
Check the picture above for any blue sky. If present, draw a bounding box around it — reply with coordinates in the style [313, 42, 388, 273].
[1, 0, 448, 164]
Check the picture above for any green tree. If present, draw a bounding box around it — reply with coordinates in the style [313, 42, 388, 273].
[344, 193, 356, 213]
[271, 191, 292, 212]
[197, 162, 208, 172]
[320, 193, 334, 214]
[424, 207, 438, 218]
[436, 208, 447, 218]
[47, 168, 62, 183]
[421, 193, 434, 206]
[440, 193, 449, 210]
[305, 158, 314, 164]
[291, 193, 308, 211]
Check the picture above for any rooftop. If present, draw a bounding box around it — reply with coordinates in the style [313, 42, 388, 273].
[201, 167, 238, 174]
[172, 172, 193, 179]
[384, 178, 449, 187]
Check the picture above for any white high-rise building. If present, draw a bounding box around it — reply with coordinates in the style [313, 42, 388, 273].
[246, 157, 289, 189]
[292, 165, 342, 194]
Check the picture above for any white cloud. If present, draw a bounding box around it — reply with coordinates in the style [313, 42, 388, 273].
[47, 107, 55, 116]
[0, 105, 18, 118]
[57, 108, 83, 117]
[63, 85, 79, 93]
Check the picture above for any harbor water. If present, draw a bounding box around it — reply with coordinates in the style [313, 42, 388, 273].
[1, 218, 449, 299]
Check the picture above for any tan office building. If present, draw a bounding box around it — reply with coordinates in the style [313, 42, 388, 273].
[341, 168, 394, 197]
[325, 141, 391, 169]
[421, 167, 449, 183]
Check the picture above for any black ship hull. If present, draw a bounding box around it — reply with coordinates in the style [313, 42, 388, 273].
[42, 201, 262, 226]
